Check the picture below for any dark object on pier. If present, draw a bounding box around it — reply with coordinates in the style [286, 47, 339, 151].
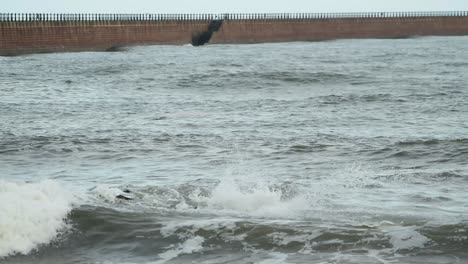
[192, 19, 224, 46]
[105, 46, 127, 52]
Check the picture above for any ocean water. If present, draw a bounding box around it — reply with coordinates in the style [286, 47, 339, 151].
[1, 37, 467, 264]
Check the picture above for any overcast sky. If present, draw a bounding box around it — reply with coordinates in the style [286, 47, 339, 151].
[3, 0, 468, 13]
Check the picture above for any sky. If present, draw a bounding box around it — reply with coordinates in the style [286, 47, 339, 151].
[3, 0, 468, 13]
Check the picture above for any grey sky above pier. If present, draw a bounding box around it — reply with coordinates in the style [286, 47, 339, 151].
[3, 0, 468, 13]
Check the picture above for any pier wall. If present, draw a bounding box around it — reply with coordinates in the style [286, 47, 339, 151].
[1, 12, 468, 55]
[0, 20, 209, 55]
[212, 16, 468, 44]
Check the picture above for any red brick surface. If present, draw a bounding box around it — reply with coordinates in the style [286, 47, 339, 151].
[1, 17, 468, 55]
[212, 17, 468, 44]
[0, 20, 209, 55]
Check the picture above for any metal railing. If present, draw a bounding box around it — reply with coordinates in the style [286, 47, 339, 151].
[0, 11, 467, 22]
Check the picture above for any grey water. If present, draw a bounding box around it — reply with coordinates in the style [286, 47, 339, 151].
[1, 37, 468, 264]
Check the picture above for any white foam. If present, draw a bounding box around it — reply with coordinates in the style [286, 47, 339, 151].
[160, 217, 238, 238]
[0, 180, 77, 258]
[269, 232, 319, 247]
[190, 179, 309, 219]
[255, 252, 291, 264]
[157, 236, 205, 263]
[382, 225, 430, 251]
[93, 185, 131, 203]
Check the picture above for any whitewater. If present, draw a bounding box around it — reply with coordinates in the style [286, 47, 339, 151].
[1, 37, 467, 263]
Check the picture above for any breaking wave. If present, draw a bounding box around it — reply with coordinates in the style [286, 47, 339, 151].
[0, 180, 77, 258]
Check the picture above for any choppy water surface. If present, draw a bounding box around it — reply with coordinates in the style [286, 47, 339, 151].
[1, 37, 468, 264]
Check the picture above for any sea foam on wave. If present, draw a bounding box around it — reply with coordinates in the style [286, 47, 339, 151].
[0, 180, 77, 258]
[190, 179, 309, 218]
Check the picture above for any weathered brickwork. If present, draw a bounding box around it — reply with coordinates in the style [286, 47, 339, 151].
[1, 16, 468, 55]
[212, 17, 468, 44]
[0, 21, 209, 55]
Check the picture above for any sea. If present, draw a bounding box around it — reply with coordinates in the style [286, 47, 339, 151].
[1, 37, 467, 264]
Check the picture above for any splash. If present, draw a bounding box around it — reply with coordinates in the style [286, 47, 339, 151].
[384, 225, 430, 251]
[0, 180, 77, 258]
[157, 236, 205, 263]
[191, 179, 309, 219]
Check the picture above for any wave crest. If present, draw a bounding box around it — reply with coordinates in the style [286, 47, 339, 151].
[0, 180, 76, 258]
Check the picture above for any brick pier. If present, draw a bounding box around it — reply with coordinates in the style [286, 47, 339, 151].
[1, 12, 468, 55]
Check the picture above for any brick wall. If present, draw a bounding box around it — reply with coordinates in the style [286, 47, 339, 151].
[1, 16, 468, 55]
[212, 16, 468, 44]
[0, 20, 209, 55]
